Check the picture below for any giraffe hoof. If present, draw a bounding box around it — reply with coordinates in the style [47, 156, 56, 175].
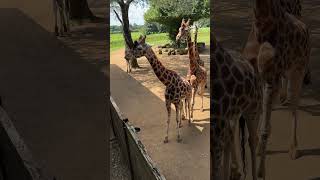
[257, 168, 265, 179]
[230, 170, 242, 180]
[200, 108, 204, 112]
[177, 136, 182, 143]
[289, 147, 299, 160]
[179, 123, 183, 128]
[163, 137, 169, 143]
[182, 115, 186, 120]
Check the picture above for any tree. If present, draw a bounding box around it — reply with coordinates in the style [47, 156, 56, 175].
[69, 0, 96, 20]
[144, 0, 209, 42]
[111, 0, 147, 68]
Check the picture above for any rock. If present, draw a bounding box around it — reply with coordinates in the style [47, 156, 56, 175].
[158, 49, 162, 54]
[163, 48, 169, 52]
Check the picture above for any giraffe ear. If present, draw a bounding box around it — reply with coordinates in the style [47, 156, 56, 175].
[139, 35, 146, 44]
[190, 75, 197, 81]
[181, 18, 185, 26]
[133, 40, 139, 47]
[186, 19, 191, 26]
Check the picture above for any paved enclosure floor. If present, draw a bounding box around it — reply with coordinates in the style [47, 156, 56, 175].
[110, 48, 210, 180]
[214, 0, 320, 179]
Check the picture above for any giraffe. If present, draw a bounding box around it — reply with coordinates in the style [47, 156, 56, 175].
[176, 19, 207, 119]
[242, 0, 311, 178]
[212, 35, 262, 180]
[279, 0, 312, 103]
[128, 35, 192, 143]
[124, 47, 134, 73]
[243, 0, 311, 104]
[53, 0, 71, 36]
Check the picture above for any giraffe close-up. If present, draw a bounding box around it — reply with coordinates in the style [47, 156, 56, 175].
[212, 35, 263, 180]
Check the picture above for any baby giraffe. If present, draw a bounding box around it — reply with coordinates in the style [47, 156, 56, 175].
[176, 19, 207, 119]
[129, 35, 192, 143]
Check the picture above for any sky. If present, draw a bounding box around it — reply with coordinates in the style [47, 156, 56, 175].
[110, 3, 149, 26]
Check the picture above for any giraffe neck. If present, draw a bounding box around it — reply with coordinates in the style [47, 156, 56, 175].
[255, 0, 284, 19]
[144, 47, 174, 86]
[186, 33, 199, 72]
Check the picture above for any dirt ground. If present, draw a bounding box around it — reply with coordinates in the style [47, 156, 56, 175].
[215, 0, 320, 179]
[110, 47, 210, 180]
[0, 1, 108, 179]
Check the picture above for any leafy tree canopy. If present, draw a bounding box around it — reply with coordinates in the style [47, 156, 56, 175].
[144, 0, 209, 41]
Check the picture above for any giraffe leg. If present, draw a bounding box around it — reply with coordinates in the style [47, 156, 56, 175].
[65, 0, 71, 34]
[287, 68, 304, 160]
[191, 87, 197, 121]
[53, 0, 59, 36]
[280, 77, 288, 105]
[230, 124, 242, 180]
[187, 96, 191, 126]
[223, 140, 231, 180]
[58, 6, 64, 36]
[212, 118, 224, 180]
[200, 83, 205, 112]
[179, 100, 184, 128]
[183, 98, 187, 121]
[181, 98, 186, 121]
[258, 81, 279, 178]
[303, 66, 311, 85]
[246, 114, 259, 180]
[175, 103, 182, 143]
[164, 99, 171, 143]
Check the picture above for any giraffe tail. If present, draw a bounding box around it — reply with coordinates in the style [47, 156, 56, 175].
[239, 116, 247, 179]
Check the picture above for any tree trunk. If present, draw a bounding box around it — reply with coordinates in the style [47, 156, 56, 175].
[69, 0, 95, 20]
[120, 3, 139, 68]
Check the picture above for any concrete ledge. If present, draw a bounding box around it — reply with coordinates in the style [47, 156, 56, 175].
[0, 106, 51, 180]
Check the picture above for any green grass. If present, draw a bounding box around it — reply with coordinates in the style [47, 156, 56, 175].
[110, 27, 210, 52]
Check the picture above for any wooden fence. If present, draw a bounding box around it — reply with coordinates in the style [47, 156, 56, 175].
[110, 96, 166, 180]
[0, 106, 51, 180]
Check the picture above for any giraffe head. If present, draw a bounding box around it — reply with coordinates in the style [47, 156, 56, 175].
[176, 18, 191, 42]
[128, 35, 150, 58]
[186, 74, 197, 86]
[254, 0, 284, 34]
[257, 42, 276, 80]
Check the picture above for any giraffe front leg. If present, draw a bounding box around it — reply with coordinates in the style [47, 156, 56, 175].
[223, 141, 231, 180]
[258, 83, 274, 178]
[280, 77, 288, 105]
[164, 100, 171, 143]
[187, 96, 191, 126]
[287, 69, 304, 160]
[181, 99, 186, 121]
[230, 133, 242, 180]
[200, 83, 206, 112]
[175, 103, 182, 143]
[212, 119, 224, 180]
[246, 114, 260, 180]
[53, 0, 59, 36]
[191, 87, 197, 121]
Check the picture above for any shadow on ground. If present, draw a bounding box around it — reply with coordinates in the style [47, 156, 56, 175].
[0, 8, 107, 180]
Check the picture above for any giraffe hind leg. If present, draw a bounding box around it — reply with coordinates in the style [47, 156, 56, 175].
[287, 68, 304, 160]
[175, 103, 182, 143]
[164, 99, 171, 143]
